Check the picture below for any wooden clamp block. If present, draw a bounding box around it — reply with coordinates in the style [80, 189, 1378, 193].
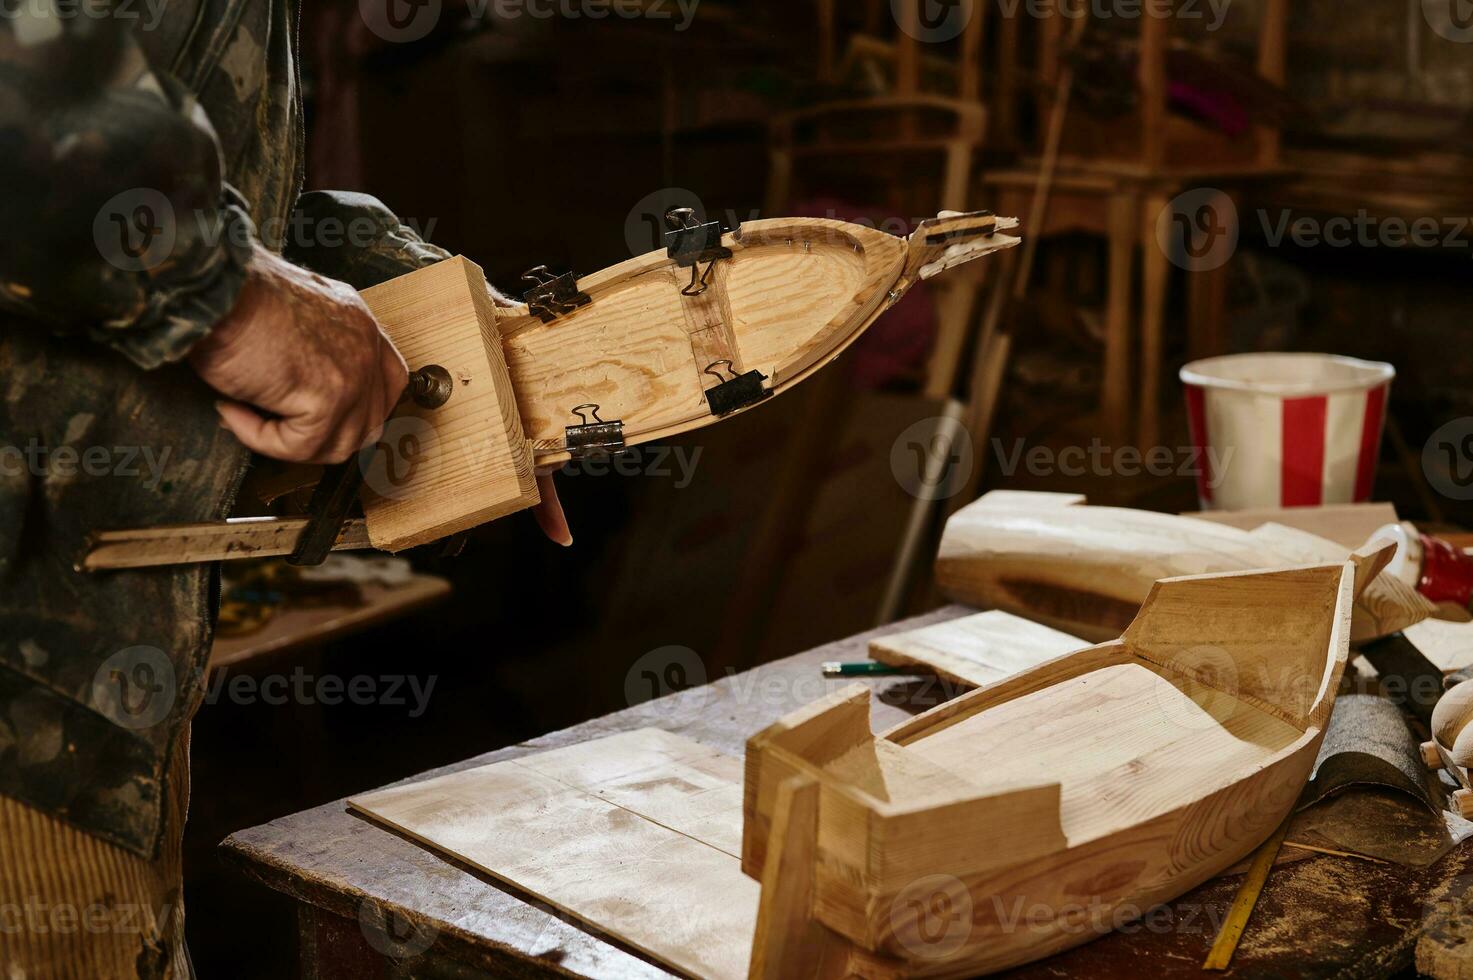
[358, 257, 538, 552]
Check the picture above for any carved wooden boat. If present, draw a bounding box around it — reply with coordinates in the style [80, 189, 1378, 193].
[936, 490, 1431, 646]
[744, 544, 1392, 978]
[500, 211, 1018, 466]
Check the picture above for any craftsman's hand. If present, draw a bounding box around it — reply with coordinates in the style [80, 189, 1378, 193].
[190, 245, 408, 464]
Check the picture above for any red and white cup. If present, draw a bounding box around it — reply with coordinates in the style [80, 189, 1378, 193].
[1180, 353, 1395, 511]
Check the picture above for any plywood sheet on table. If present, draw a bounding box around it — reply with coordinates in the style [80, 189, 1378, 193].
[869, 610, 1086, 688]
[349, 729, 755, 980]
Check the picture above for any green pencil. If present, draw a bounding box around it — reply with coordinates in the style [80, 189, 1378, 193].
[821, 661, 909, 678]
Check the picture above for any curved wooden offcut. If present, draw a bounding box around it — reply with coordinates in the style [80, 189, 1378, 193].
[745, 544, 1391, 979]
[935, 490, 1432, 646]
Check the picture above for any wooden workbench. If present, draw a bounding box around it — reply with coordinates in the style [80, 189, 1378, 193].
[222, 608, 1473, 979]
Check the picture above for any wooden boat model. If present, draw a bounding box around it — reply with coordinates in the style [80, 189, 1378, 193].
[744, 544, 1392, 978]
[498, 209, 1019, 467]
[936, 490, 1431, 646]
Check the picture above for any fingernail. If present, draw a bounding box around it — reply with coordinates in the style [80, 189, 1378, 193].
[214, 401, 230, 429]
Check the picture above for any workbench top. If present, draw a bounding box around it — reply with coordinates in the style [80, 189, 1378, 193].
[222, 607, 1473, 979]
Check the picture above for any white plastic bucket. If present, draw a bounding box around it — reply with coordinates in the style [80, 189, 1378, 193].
[1180, 353, 1395, 511]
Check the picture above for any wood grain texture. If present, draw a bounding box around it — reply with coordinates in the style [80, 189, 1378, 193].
[935, 491, 1431, 645]
[223, 601, 1463, 980]
[1187, 502, 1399, 549]
[349, 729, 757, 980]
[868, 610, 1085, 689]
[497, 216, 1016, 465]
[744, 560, 1363, 977]
[748, 777, 840, 980]
[359, 256, 538, 551]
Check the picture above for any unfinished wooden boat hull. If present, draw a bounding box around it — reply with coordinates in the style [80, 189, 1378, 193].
[935, 490, 1431, 646]
[498, 213, 1018, 466]
[744, 545, 1392, 978]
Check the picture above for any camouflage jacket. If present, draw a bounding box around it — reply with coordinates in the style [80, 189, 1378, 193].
[0, 0, 457, 858]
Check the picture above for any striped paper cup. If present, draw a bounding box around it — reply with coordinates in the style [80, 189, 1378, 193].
[1180, 353, 1394, 511]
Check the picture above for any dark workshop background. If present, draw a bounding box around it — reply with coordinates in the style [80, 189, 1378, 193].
[188, 2, 1473, 975]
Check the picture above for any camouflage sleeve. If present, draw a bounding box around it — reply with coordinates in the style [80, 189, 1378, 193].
[284, 190, 525, 308]
[0, 11, 254, 370]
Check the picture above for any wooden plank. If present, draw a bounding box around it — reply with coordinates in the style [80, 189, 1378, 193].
[1185, 502, 1400, 549]
[80, 517, 370, 572]
[869, 610, 1085, 688]
[359, 257, 539, 551]
[1405, 617, 1473, 674]
[748, 778, 833, 980]
[349, 729, 758, 980]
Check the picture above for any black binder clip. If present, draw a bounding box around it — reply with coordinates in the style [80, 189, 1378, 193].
[522, 265, 592, 323]
[665, 208, 736, 297]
